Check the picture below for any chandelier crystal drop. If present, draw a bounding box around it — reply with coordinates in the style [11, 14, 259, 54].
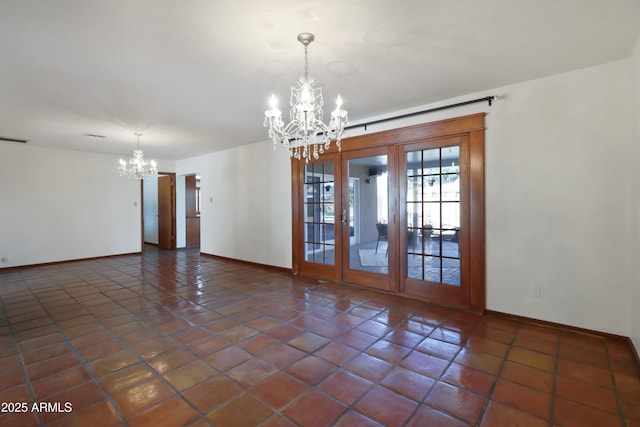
[264, 32, 348, 162]
[118, 133, 158, 179]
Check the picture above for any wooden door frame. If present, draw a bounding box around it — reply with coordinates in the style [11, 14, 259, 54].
[340, 145, 398, 292]
[291, 113, 486, 313]
[140, 172, 177, 251]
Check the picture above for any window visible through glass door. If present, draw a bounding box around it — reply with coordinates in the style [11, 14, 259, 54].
[303, 161, 336, 265]
[406, 146, 461, 286]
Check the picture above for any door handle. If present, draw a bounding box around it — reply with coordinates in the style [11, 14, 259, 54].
[341, 209, 347, 224]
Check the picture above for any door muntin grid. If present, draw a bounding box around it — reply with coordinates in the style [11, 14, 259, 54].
[304, 162, 335, 265]
[406, 147, 460, 286]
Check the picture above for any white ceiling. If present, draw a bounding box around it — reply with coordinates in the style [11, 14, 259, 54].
[1, 0, 638, 160]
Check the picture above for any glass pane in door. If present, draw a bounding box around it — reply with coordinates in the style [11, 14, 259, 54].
[406, 146, 460, 285]
[347, 155, 389, 273]
[304, 161, 335, 265]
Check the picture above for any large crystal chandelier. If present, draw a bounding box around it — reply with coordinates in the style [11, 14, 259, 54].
[264, 33, 348, 162]
[118, 133, 158, 179]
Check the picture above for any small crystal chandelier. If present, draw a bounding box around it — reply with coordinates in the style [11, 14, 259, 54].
[118, 133, 158, 179]
[264, 32, 348, 162]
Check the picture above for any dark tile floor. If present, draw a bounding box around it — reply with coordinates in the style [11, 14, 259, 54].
[0, 246, 639, 426]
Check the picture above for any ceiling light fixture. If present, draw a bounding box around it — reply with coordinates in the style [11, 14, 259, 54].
[118, 133, 157, 179]
[264, 32, 348, 162]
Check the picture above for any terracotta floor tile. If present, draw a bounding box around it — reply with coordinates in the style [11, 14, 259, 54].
[335, 329, 379, 351]
[382, 329, 422, 349]
[227, 358, 279, 388]
[147, 348, 196, 374]
[286, 355, 336, 385]
[613, 371, 640, 397]
[356, 385, 418, 427]
[22, 341, 72, 365]
[334, 411, 385, 427]
[364, 339, 411, 364]
[282, 390, 346, 427]
[425, 382, 486, 424]
[130, 338, 178, 360]
[31, 365, 93, 399]
[467, 335, 510, 358]
[498, 361, 552, 394]
[79, 339, 127, 362]
[619, 392, 640, 421]
[400, 350, 449, 379]
[251, 372, 308, 408]
[112, 377, 175, 417]
[266, 324, 303, 341]
[345, 353, 395, 382]
[163, 360, 217, 391]
[39, 381, 105, 423]
[70, 330, 114, 349]
[406, 404, 471, 427]
[0, 384, 31, 403]
[318, 369, 373, 404]
[99, 363, 157, 395]
[556, 375, 619, 414]
[475, 325, 517, 344]
[288, 331, 331, 353]
[260, 414, 299, 427]
[217, 325, 259, 342]
[206, 393, 274, 427]
[259, 343, 306, 369]
[507, 347, 555, 372]
[430, 326, 472, 345]
[310, 321, 350, 340]
[184, 335, 229, 357]
[237, 333, 280, 354]
[48, 399, 122, 427]
[205, 345, 253, 371]
[0, 368, 26, 392]
[25, 351, 81, 381]
[557, 358, 614, 389]
[380, 367, 435, 401]
[88, 350, 139, 377]
[128, 395, 199, 427]
[416, 337, 461, 360]
[441, 362, 496, 395]
[182, 375, 243, 412]
[513, 333, 558, 356]
[0, 411, 40, 427]
[314, 341, 359, 367]
[491, 378, 552, 419]
[553, 397, 624, 427]
[480, 401, 547, 427]
[559, 341, 609, 369]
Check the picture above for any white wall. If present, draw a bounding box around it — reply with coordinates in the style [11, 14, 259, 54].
[0, 143, 142, 267]
[483, 60, 632, 336]
[176, 140, 292, 268]
[630, 34, 640, 352]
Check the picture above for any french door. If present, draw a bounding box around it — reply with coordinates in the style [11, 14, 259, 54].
[292, 114, 485, 312]
[340, 146, 396, 292]
[400, 136, 470, 307]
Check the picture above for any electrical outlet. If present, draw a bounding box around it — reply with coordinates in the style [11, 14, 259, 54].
[531, 286, 541, 299]
[1, 255, 8, 263]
